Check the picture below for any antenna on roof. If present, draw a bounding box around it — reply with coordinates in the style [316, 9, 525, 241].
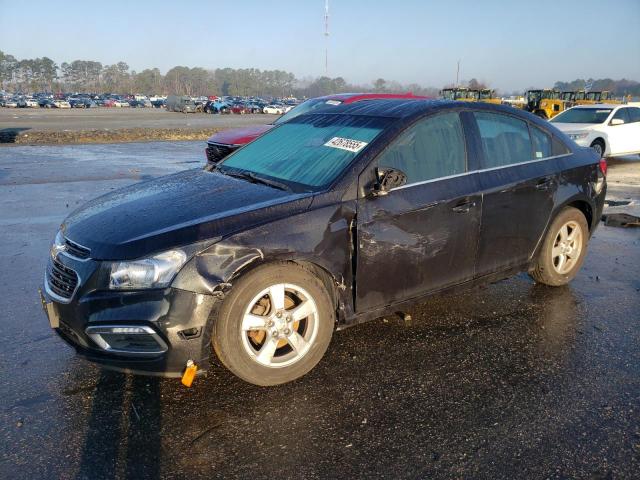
[324, 0, 330, 75]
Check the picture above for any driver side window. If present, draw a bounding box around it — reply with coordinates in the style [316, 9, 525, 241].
[612, 108, 630, 123]
[377, 112, 467, 185]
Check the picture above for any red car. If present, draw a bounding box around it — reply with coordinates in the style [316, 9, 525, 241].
[205, 92, 427, 165]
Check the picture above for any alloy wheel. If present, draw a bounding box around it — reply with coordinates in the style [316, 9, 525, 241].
[240, 283, 319, 368]
[551, 220, 583, 274]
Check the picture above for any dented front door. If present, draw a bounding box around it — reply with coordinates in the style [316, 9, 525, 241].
[355, 174, 482, 313]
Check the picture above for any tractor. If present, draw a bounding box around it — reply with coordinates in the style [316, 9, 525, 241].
[524, 89, 560, 119]
[440, 87, 477, 101]
[576, 90, 621, 105]
[476, 89, 502, 104]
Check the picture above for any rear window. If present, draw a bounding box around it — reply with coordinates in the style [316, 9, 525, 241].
[473, 112, 532, 168]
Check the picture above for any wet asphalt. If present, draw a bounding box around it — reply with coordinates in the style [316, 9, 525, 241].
[0, 142, 638, 479]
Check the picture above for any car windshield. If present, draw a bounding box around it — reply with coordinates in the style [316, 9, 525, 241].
[219, 114, 391, 191]
[274, 97, 343, 125]
[551, 108, 612, 124]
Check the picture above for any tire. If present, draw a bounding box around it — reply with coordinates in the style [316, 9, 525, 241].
[529, 207, 589, 286]
[212, 262, 335, 386]
[590, 139, 605, 157]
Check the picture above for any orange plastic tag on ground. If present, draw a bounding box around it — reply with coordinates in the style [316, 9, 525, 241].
[181, 360, 197, 387]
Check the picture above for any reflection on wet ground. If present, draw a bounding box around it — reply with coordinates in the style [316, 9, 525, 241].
[0, 143, 638, 479]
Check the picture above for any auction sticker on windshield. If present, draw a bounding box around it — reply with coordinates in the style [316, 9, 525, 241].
[324, 137, 368, 153]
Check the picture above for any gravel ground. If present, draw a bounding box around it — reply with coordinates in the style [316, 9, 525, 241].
[0, 143, 638, 479]
[0, 108, 273, 144]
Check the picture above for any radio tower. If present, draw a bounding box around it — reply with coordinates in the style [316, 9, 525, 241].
[324, 0, 329, 75]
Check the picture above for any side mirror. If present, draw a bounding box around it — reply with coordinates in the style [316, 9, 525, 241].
[372, 167, 407, 196]
[610, 118, 625, 126]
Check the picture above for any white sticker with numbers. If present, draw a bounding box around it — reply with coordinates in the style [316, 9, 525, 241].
[324, 137, 368, 153]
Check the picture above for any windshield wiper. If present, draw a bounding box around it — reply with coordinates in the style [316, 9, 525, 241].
[222, 169, 291, 191]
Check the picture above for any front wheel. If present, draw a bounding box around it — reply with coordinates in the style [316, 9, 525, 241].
[529, 207, 589, 286]
[212, 263, 334, 386]
[590, 139, 605, 157]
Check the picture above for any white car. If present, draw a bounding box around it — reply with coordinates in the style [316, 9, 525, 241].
[25, 98, 39, 108]
[4, 99, 18, 108]
[263, 104, 285, 114]
[113, 100, 130, 107]
[551, 104, 640, 157]
[53, 100, 71, 109]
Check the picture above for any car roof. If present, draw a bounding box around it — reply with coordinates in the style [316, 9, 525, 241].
[318, 92, 429, 103]
[306, 98, 534, 120]
[570, 104, 620, 109]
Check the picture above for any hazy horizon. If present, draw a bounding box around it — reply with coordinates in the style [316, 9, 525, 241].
[1, 0, 639, 92]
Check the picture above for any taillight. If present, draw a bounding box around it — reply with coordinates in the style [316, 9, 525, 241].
[599, 158, 607, 176]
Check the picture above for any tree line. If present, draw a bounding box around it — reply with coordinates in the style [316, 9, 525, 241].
[0, 50, 440, 98]
[1, 50, 638, 98]
[553, 78, 640, 96]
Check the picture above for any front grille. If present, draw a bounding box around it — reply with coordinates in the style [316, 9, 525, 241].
[206, 143, 237, 164]
[47, 257, 79, 299]
[64, 238, 90, 259]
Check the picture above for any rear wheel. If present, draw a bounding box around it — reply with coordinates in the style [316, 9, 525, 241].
[212, 263, 334, 386]
[529, 207, 589, 286]
[590, 139, 605, 157]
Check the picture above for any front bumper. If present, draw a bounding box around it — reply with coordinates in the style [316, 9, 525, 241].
[42, 284, 218, 377]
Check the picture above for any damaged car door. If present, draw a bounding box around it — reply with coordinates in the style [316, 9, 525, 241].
[355, 111, 481, 312]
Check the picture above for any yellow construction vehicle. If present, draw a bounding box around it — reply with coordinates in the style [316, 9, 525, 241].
[573, 90, 587, 104]
[576, 90, 621, 105]
[476, 88, 502, 104]
[440, 87, 477, 101]
[535, 90, 577, 119]
[524, 89, 561, 119]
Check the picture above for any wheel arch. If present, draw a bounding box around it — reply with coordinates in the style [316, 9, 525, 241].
[530, 195, 595, 264]
[226, 256, 345, 322]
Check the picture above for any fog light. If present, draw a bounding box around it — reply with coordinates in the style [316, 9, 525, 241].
[86, 325, 168, 356]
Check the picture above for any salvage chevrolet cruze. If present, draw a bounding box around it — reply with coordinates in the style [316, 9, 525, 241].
[41, 100, 606, 386]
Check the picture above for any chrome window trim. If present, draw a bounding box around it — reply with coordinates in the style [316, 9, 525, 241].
[389, 153, 572, 192]
[207, 141, 242, 148]
[85, 325, 169, 356]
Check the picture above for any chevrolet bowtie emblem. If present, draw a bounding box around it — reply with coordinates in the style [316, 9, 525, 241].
[50, 241, 66, 259]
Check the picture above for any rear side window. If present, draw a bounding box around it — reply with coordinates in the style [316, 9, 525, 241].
[378, 112, 466, 184]
[627, 107, 640, 123]
[530, 126, 552, 159]
[473, 112, 532, 168]
[552, 136, 571, 156]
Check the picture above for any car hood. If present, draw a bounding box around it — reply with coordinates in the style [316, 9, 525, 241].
[62, 169, 313, 260]
[551, 123, 599, 133]
[207, 124, 273, 145]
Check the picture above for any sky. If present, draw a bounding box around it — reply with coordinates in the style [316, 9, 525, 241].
[1, 0, 639, 91]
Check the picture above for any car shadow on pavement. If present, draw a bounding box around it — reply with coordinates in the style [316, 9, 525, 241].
[76, 371, 161, 480]
[0, 127, 30, 143]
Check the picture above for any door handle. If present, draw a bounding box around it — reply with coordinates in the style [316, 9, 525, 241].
[535, 178, 554, 190]
[452, 201, 476, 213]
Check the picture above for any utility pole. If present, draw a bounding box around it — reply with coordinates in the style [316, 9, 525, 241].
[456, 59, 460, 87]
[324, 0, 329, 75]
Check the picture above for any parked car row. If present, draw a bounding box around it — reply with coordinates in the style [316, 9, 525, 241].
[0, 90, 302, 115]
[0, 92, 167, 109]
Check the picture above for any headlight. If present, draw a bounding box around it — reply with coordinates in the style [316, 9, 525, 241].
[109, 250, 187, 290]
[568, 132, 589, 140]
